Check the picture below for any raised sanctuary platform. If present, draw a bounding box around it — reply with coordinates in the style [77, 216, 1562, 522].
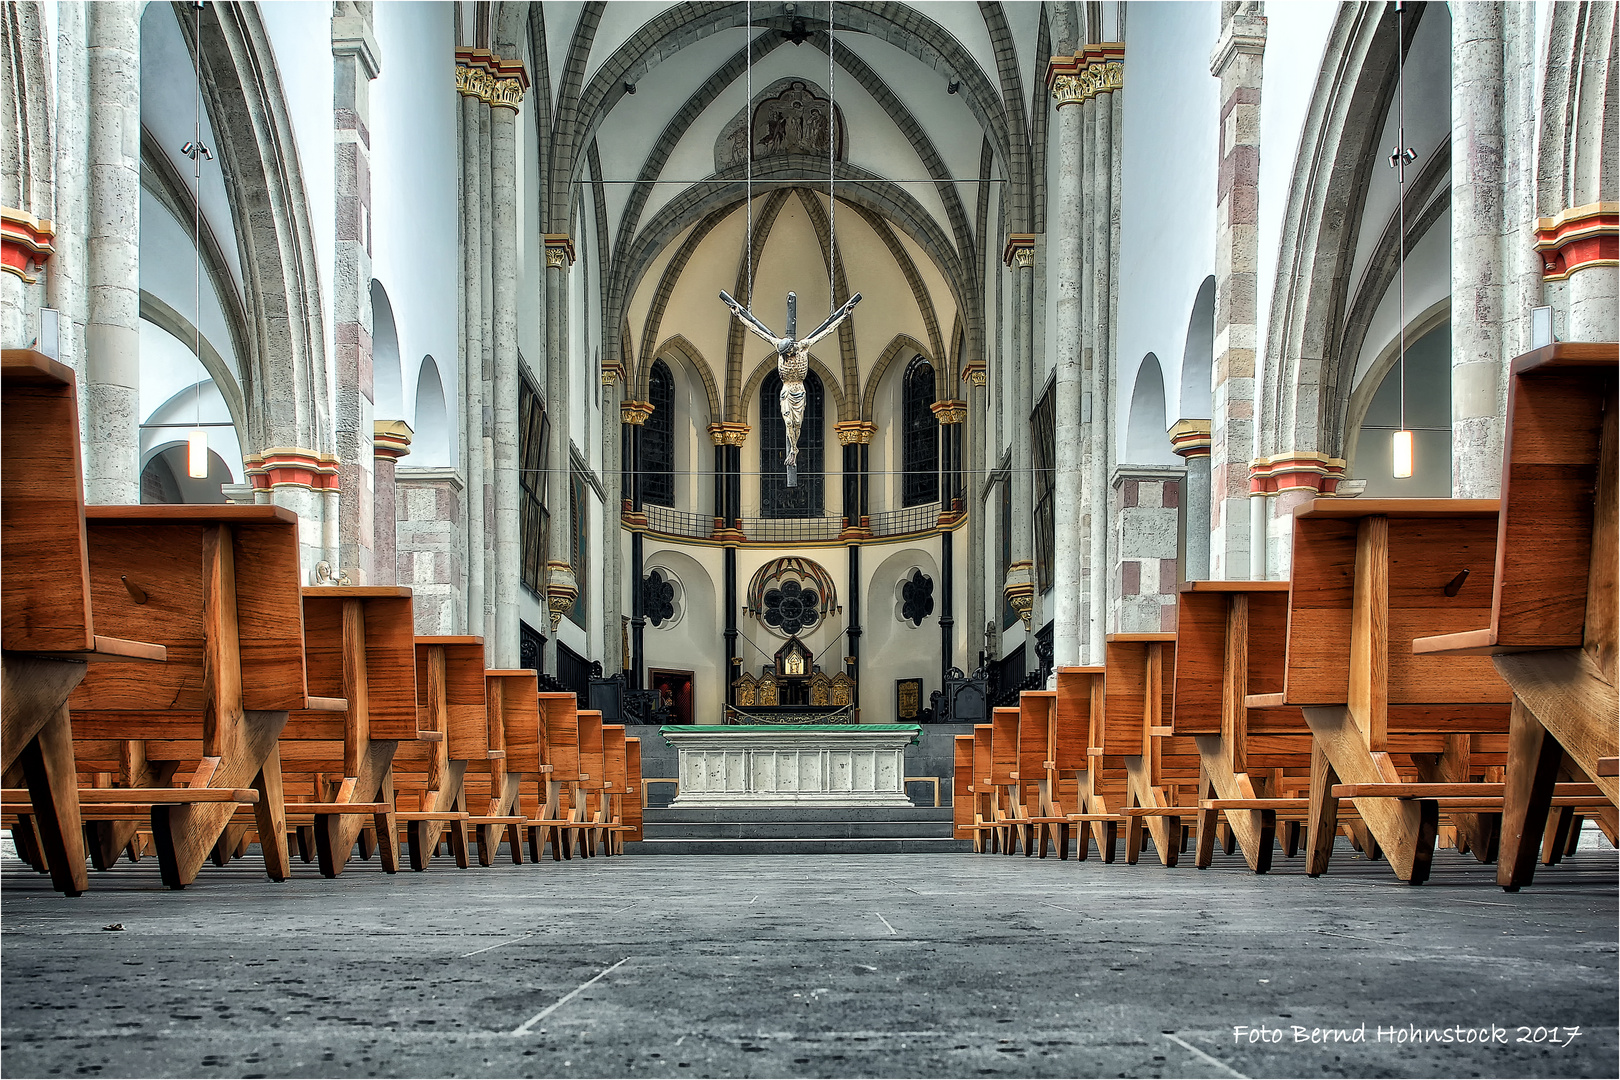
[660, 724, 922, 807]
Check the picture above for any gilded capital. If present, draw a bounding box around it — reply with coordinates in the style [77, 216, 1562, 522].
[1047, 46, 1123, 106]
[545, 233, 576, 268]
[960, 361, 987, 388]
[1003, 233, 1036, 269]
[708, 422, 751, 446]
[621, 400, 654, 426]
[929, 399, 968, 425]
[456, 49, 528, 110]
[834, 421, 877, 446]
[373, 419, 414, 460]
[601, 361, 625, 388]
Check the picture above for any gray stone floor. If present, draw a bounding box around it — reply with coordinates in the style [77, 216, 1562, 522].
[2, 839, 1616, 1079]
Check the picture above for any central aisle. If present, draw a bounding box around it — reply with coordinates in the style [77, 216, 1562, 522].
[2, 846, 1615, 1079]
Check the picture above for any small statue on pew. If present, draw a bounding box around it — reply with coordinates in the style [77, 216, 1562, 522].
[311, 561, 352, 587]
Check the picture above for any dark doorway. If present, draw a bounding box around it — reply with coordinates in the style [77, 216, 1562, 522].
[648, 669, 695, 725]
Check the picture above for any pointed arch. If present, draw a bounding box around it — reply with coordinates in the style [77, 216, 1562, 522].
[1125, 354, 1173, 465]
[901, 355, 940, 506]
[650, 334, 722, 424]
[861, 334, 933, 421]
[1178, 275, 1215, 421]
[643, 358, 677, 508]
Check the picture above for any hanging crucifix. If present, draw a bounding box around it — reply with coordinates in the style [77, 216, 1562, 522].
[719, 289, 861, 486]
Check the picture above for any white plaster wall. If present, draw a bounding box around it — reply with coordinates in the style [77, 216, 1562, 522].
[259, 1, 336, 440]
[372, 0, 459, 438]
[139, 3, 244, 297]
[862, 543, 943, 725]
[1255, 1, 1338, 408]
[641, 545, 724, 723]
[1115, 0, 1221, 442]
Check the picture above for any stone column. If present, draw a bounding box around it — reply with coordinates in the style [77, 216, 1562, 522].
[1169, 419, 1212, 581]
[1111, 465, 1185, 634]
[1, 1, 56, 350]
[83, 1, 142, 505]
[1451, 3, 1508, 499]
[488, 56, 527, 669]
[1002, 235, 1037, 667]
[1089, 47, 1122, 658]
[543, 235, 577, 672]
[934, 403, 966, 681]
[602, 362, 625, 675]
[621, 398, 651, 689]
[962, 361, 988, 672]
[455, 52, 489, 633]
[50, 1, 89, 434]
[372, 421, 411, 585]
[1208, 3, 1265, 578]
[396, 467, 464, 634]
[1048, 55, 1087, 670]
[332, 5, 380, 581]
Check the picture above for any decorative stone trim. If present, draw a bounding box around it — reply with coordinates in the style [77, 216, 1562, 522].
[455, 49, 528, 111]
[834, 420, 877, 445]
[545, 560, 578, 632]
[1248, 452, 1346, 495]
[244, 448, 340, 491]
[1534, 202, 1618, 281]
[373, 419, 413, 460]
[1210, 15, 1267, 76]
[930, 399, 968, 425]
[1168, 418, 1213, 460]
[1046, 44, 1124, 108]
[2, 207, 55, 284]
[621, 399, 654, 425]
[708, 421, 751, 446]
[960, 361, 987, 388]
[544, 233, 576, 268]
[1002, 233, 1036, 269]
[1003, 559, 1035, 630]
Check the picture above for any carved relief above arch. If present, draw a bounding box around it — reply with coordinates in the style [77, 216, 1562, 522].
[716, 77, 846, 170]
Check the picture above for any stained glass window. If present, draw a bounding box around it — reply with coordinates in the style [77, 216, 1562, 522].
[760, 369, 824, 518]
[519, 379, 550, 594]
[643, 359, 675, 507]
[902, 356, 939, 506]
[1032, 387, 1056, 594]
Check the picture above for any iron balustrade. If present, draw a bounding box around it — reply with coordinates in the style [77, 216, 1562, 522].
[869, 502, 940, 537]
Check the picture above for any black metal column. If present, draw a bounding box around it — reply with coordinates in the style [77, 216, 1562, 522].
[846, 544, 861, 709]
[940, 526, 954, 689]
[724, 545, 739, 706]
[629, 420, 645, 691]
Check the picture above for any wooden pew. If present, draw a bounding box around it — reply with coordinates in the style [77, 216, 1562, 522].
[69, 505, 318, 889]
[267, 586, 418, 877]
[969, 723, 1000, 852]
[1103, 634, 1195, 866]
[623, 736, 644, 845]
[1173, 580, 1307, 873]
[397, 637, 486, 870]
[987, 706, 1028, 854]
[1, 350, 166, 896]
[952, 734, 977, 848]
[1057, 666, 1127, 861]
[1414, 343, 1619, 889]
[529, 691, 583, 860]
[1285, 498, 1511, 884]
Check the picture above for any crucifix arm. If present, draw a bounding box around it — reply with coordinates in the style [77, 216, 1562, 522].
[799, 293, 863, 349]
[719, 291, 789, 352]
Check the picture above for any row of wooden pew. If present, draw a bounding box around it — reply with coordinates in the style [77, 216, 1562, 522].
[1, 349, 642, 895]
[956, 343, 1618, 890]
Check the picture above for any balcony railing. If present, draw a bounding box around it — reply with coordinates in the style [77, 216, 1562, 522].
[641, 504, 715, 540]
[869, 502, 940, 538]
[736, 515, 843, 542]
[635, 501, 952, 543]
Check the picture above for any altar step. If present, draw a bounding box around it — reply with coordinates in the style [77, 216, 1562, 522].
[624, 806, 973, 855]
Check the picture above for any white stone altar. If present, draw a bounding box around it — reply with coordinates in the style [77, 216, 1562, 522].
[660, 725, 921, 807]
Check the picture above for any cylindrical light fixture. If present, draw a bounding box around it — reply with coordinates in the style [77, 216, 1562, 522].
[1392, 429, 1414, 479]
[188, 428, 209, 478]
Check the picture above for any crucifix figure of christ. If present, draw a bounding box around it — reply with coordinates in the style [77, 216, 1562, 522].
[719, 289, 862, 487]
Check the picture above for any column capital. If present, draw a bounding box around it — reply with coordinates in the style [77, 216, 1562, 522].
[1249, 451, 1346, 495]
[1002, 233, 1036, 268]
[834, 420, 877, 445]
[621, 399, 654, 425]
[708, 421, 751, 445]
[1534, 202, 1619, 280]
[545, 233, 576, 268]
[1, 207, 55, 284]
[373, 419, 414, 460]
[1210, 12, 1267, 77]
[546, 560, 578, 632]
[1047, 44, 1123, 107]
[456, 49, 529, 110]
[1003, 560, 1035, 630]
[930, 399, 968, 425]
[1168, 418, 1212, 460]
[244, 448, 340, 491]
[960, 360, 987, 388]
[331, 15, 381, 79]
[601, 360, 626, 387]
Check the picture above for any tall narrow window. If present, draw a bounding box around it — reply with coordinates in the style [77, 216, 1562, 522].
[1031, 386, 1057, 593]
[569, 470, 589, 628]
[901, 355, 939, 506]
[1000, 476, 1017, 630]
[761, 369, 824, 518]
[643, 359, 676, 507]
[519, 379, 550, 594]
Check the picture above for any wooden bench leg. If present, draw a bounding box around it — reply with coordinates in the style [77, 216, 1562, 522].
[1306, 742, 1339, 877]
[1499, 696, 1565, 891]
[374, 811, 399, 873]
[358, 827, 377, 861]
[1252, 810, 1276, 874]
[448, 816, 471, 869]
[11, 816, 45, 873]
[526, 825, 543, 863]
[1565, 816, 1583, 857]
[1163, 816, 1181, 868]
[1099, 820, 1118, 863]
[1409, 799, 1440, 886]
[1282, 820, 1300, 858]
[409, 819, 433, 871]
[1217, 821, 1235, 856]
[1057, 821, 1070, 860]
[314, 813, 344, 878]
[15, 703, 89, 896]
[1541, 806, 1575, 865]
[296, 826, 315, 863]
[1124, 813, 1142, 865]
[507, 823, 524, 865]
